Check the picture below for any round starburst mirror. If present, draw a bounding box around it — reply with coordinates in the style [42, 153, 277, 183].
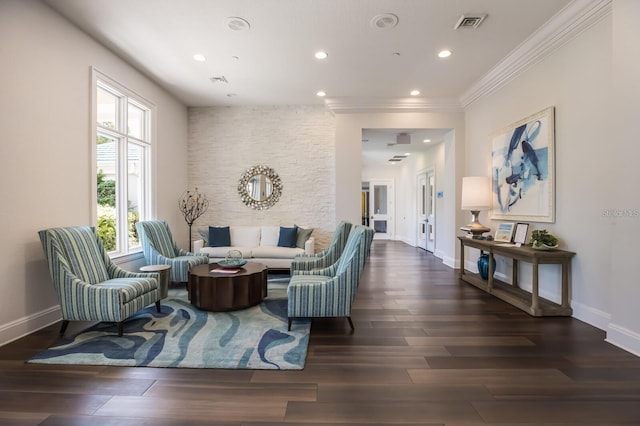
[237, 165, 282, 210]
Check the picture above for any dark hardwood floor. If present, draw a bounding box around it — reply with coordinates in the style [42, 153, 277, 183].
[1, 240, 640, 425]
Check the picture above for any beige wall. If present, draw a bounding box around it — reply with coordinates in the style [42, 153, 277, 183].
[609, 0, 640, 354]
[466, 12, 613, 320]
[465, 5, 640, 355]
[0, 0, 189, 344]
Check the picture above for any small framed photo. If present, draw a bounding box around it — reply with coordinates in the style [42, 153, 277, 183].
[513, 222, 529, 246]
[494, 222, 515, 242]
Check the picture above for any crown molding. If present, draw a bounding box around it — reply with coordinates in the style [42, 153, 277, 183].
[460, 0, 612, 108]
[324, 97, 463, 114]
[323, 0, 611, 114]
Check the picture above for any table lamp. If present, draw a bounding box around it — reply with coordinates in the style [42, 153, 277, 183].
[460, 176, 491, 239]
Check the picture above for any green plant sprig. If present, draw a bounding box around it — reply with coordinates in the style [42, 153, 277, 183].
[529, 229, 558, 248]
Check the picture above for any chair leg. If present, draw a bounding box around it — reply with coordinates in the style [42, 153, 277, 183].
[117, 322, 124, 337]
[288, 318, 292, 331]
[347, 316, 354, 330]
[155, 300, 161, 312]
[59, 320, 69, 336]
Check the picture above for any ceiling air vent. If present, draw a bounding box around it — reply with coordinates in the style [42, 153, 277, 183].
[453, 14, 487, 30]
[210, 76, 228, 84]
[396, 133, 410, 144]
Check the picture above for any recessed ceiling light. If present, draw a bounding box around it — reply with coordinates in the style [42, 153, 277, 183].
[438, 50, 452, 58]
[315, 51, 328, 60]
[423, 139, 431, 143]
[410, 90, 420, 96]
[316, 91, 326, 97]
[371, 13, 399, 30]
[193, 54, 206, 62]
[231, 55, 239, 60]
[404, 153, 411, 156]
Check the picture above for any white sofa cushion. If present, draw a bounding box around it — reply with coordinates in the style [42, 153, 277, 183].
[198, 246, 253, 258]
[252, 246, 304, 259]
[260, 226, 280, 246]
[230, 226, 261, 247]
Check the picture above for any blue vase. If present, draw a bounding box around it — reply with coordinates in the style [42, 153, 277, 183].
[477, 254, 495, 280]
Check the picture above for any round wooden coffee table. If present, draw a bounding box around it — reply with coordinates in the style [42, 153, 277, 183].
[187, 262, 268, 311]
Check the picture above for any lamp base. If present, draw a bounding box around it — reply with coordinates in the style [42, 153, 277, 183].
[460, 225, 491, 239]
[460, 210, 490, 239]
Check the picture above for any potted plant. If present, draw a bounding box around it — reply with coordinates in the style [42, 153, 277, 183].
[529, 229, 558, 250]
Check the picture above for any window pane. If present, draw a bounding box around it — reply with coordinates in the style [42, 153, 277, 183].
[127, 143, 144, 251]
[373, 185, 387, 215]
[128, 103, 145, 139]
[96, 134, 118, 252]
[97, 86, 118, 129]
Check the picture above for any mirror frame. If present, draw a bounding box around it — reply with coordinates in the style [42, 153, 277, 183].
[237, 165, 283, 210]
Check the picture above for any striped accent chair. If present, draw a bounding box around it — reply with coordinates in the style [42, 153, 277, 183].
[136, 220, 209, 283]
[287, 225, 370, 331]
[38, 226, 161, 337]
[290, 220, 352, 273]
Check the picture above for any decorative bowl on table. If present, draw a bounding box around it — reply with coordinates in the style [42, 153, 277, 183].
[531, 242, 559, 250]
[217, 258, 247, 269]
[529, 230, 559, 250]
[218, 249, 247, 268]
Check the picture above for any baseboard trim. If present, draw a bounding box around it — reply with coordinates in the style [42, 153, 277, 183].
[606, 323, 640, 357]
[0, 305, 61, 347]
[442, 253, 456, 269]
[571, 300, 610, 331]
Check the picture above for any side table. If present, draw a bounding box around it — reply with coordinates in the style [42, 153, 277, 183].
[140, 264, 171, 299]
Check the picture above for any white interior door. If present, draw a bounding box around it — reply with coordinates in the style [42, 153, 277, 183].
[426, 170, 436, 252]
[417, 173, 427, 250]
[369, 180, 393, 240]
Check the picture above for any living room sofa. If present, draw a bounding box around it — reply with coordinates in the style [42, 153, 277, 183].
[193, 225, 314, 270]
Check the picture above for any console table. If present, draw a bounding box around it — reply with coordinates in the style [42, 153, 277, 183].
[458, 236, 576, 316]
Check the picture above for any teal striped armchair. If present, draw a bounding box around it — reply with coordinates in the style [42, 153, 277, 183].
[287, 225, 372, 331]
[136, 220, 209, 283]
[38, 226, 161, 337]
[290, 220, 352, 273]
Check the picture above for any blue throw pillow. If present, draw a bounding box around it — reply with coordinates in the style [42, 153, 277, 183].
[277, 226, 298, 248]
[209, 226, 230, 247]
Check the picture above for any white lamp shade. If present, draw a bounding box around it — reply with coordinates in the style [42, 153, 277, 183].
[461, 176, 491, 210]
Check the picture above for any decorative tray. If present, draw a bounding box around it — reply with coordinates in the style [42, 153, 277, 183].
[217, 259, 247, 269]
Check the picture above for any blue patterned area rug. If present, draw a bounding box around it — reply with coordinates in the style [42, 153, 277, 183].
[28, 276, 310, 370]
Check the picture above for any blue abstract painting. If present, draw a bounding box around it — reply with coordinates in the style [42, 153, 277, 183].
[491, 107, 555, 223]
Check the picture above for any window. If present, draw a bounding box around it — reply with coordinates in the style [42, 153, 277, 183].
[94, 70, 153, 257]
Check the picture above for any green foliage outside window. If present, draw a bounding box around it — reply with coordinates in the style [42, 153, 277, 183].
[97, 170, 139, 252]
[97, 207, 116, 251]
[97, 170, 115, 207]
[97, 168, 117, 251]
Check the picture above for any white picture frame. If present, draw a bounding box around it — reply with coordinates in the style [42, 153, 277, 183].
[494, 222, 515, 243]
[490, 107, 555, 223]
[513, 222, 529, 245]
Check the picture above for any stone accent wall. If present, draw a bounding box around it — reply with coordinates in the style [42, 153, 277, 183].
[188, 105, 337, 250]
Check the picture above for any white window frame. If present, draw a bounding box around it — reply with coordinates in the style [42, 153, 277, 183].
[91, 68, 155, 259]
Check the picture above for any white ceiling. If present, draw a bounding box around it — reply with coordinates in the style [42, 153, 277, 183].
[43, 0, 572, 166]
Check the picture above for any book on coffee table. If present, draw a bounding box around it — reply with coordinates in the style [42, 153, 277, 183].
[210, 268, 240, 274]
